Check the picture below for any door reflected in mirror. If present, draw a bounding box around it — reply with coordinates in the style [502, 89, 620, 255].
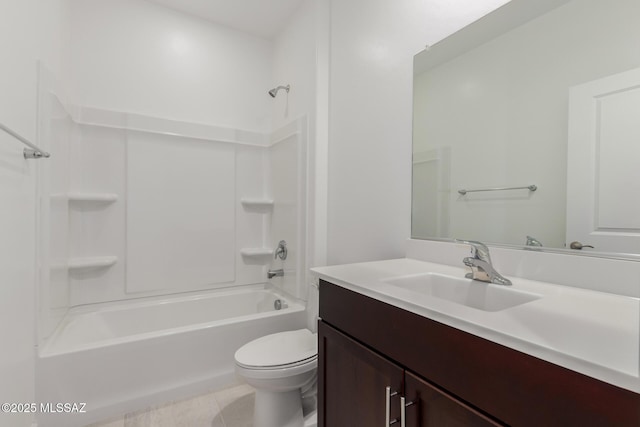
[412, 0, 640, 258]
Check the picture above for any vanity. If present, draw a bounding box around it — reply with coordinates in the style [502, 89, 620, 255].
[312, 0, 640, 424]
[313, 252, 640, 427]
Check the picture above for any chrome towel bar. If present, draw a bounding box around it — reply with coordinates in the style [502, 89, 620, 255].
[0, 122, 50, 159]
[458, 184, 537, 195]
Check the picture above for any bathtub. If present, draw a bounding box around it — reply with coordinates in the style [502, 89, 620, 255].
[36, 284, 307, 427]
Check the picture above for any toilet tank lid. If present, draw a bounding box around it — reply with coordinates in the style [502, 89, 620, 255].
[235, 329, 318, 368]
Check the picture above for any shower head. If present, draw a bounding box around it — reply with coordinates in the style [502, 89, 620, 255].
[268, 85, 290, 98]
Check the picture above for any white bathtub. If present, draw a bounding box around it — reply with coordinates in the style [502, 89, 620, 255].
[36, 284, 307, 427]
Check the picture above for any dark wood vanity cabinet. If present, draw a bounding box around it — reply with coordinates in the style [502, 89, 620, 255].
[318, 279, 640, 427]
[318, 321, 404, 426]
[319, 321, 501, 427]
[404, 371, 501, 427]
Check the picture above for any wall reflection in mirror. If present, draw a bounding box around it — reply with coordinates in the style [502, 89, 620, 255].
[412, 0, 640, 258]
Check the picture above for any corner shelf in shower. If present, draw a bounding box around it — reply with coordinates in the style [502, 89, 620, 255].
[68, 256, 118, 270]
[240, 198, 274, 212]
[50, 192, 119, 203]
[67, 192, 119, 203]
[240, 248, 274, 261]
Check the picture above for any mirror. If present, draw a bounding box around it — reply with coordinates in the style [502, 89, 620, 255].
[412, 0, 640, 258]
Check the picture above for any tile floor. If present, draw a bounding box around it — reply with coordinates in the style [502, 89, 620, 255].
[86, 384, 255, 427]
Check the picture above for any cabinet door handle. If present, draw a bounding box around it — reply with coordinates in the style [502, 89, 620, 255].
[400, 396, 416, 427]
[385, 386, 398, 426]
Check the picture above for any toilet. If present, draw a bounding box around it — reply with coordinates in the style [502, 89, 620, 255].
[234, 328, 318, 427]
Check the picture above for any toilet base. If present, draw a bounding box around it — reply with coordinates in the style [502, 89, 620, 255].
[254, 389, 304, 427]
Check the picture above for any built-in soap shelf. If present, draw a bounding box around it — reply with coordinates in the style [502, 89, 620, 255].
[240, 198, 274, 264]
[240, 198, 274, 212]
[68, 256, 118, 270]
[240, 248, 274, 257]
[68, 192, 118, 203]
[240, 248, 274, 263]
[51, 192, 119, 203]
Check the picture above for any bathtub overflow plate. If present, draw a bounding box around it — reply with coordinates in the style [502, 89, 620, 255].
[274, 299, 288, 310]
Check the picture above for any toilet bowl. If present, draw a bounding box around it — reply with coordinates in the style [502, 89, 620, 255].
[235, 328, 318, 427]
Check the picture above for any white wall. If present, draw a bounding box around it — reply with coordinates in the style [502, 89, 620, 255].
[271, 0, 328, 293]
[0, 1, 69, 426]
[270, 3, 316, 297]
[69, 0, 274, 132]
[268, 119, 307, 299]
[271, 0, 317, 131]
[327, 0, 511, 265]
[37, 78, 75, 345]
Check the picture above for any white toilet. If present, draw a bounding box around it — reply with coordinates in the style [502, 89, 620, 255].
[234, 328, 318, 427]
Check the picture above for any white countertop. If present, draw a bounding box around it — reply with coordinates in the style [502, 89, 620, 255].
[312, 258, 640, 393]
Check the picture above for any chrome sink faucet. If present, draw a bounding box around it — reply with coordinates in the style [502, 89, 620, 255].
[456, 240, 512, 286]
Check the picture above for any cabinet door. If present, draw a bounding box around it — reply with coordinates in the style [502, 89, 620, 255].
[318, 321, 404, 427]
[405, 371, 502, 427]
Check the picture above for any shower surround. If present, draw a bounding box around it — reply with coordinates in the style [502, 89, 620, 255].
[35, 74, 309, 425]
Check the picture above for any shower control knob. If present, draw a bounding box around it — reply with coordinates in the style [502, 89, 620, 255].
[274, 240, 288, 260]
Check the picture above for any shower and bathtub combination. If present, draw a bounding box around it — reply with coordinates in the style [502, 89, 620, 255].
[38, 285, 309, 426]
[34, 68, 314, 426]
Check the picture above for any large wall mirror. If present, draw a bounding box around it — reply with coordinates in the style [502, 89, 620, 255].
[412, 0, 640, 258]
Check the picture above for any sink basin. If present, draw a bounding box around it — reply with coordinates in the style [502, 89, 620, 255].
[381, 273, 542, 312]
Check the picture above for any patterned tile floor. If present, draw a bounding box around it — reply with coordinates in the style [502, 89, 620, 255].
[86, 384, 255, 427]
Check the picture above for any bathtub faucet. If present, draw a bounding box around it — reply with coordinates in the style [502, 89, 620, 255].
[268, 269, 284, 279]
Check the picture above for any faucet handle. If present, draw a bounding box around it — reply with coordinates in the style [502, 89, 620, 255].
[455, 239, 491, 262]
[526, 235, 543, 247]
[274, 240, 288, 260]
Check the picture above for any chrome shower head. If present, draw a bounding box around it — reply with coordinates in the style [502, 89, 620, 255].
[268, 84, 290, 98]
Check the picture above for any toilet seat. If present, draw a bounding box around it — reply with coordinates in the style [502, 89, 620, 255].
[236, 355, 317, 370]
[235, 329, 318, 370]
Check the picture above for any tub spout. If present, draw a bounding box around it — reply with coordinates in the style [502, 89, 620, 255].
[268, 269, 284, 279]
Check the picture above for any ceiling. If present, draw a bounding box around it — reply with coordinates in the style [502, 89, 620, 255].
[146, 0, 305, 39]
